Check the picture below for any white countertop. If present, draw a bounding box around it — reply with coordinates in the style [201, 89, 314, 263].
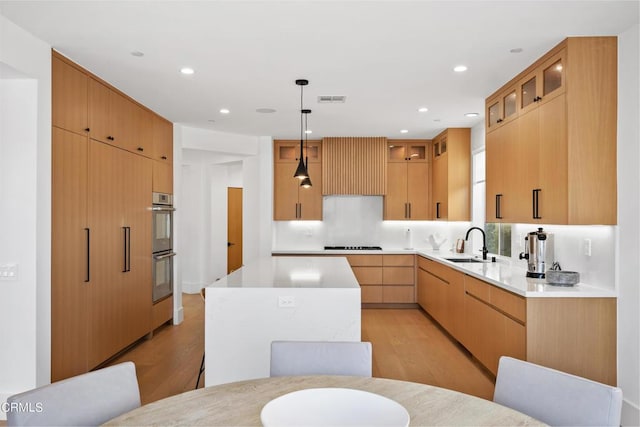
[272, 248, 616, 298]
[210, 256, 360, 289]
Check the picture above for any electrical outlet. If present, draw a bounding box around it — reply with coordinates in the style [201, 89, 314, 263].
[278, 296, 296, 308]
[0, 263, 18, 280]
[583, 239, 592, 257]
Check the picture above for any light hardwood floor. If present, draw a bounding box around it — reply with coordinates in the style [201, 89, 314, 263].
[105, 293, 495, 405]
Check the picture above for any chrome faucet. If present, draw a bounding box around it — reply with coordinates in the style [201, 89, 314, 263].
[465, 227, 488, 260]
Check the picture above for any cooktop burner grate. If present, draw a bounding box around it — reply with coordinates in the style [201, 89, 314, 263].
[324, 246, 383, 250]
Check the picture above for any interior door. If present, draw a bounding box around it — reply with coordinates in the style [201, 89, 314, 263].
[227, 187, 243, 274]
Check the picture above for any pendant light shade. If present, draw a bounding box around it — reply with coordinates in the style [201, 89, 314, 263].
[300, 108, 312, 188]
[293, 79, 310, 180]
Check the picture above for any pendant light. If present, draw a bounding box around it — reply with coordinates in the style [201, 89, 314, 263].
[300, 109, 312, 188]
[293, 79, 309, 180]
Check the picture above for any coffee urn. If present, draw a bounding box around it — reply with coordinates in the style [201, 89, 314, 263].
[519, 227, 554, 278]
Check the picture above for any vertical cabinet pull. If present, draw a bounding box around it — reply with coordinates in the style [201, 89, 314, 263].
[408, 203, 411, 219]
[84, 228, 90, 283]
[299, 204, 302, 219]
[495, 194, 503, 219]
[436, 202, 441, 219]
[122, 227, 131, 272]
[532, 189, 542, 219]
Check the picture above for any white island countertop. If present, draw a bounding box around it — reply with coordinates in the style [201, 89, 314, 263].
[211, 256, 359, 289]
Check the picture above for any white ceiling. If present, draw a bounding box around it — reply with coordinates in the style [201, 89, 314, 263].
[1, 1, 638, 139]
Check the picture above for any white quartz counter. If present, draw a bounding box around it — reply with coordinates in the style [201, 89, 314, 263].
[211, 256, 359, 288]
[204, 256, 361, 386]
[272, 249, 616, 298]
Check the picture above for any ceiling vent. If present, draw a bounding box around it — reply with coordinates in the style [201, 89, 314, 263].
[318, 95, 346, 103]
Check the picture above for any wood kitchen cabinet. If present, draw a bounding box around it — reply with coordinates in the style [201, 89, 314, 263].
[52, 54, 89, 136]
[485, 37, 617, 225]
[52, 50, 167, 381]
[152, 115, 174, 193]
[348, 254, 415, 304]
[273, 140, 322, 220]
[485, 85, 518, 133]
[384, 140, 430, 220]
[51, 127, 89, 381]
[417, 256, 616, 385]
[431, 129, 470, 221]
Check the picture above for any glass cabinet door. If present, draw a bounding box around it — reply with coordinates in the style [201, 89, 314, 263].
[488, 100, 500, 127]
[543, 58, 563, 97]
[388, 143, 407, 161]
[521, 76, 537, 109]
[407, 144, 426, 160]
[503, 90, 517, 119]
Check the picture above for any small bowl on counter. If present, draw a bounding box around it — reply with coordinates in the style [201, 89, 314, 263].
[546, 270, 580, 286]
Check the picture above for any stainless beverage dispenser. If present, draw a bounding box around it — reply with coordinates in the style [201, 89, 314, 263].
[519, 227, 554, 278]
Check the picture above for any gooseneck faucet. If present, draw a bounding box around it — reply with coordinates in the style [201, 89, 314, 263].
[465, 227, 488, 260]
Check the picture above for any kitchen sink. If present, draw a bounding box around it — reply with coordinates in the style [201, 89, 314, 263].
[444, 257, 483, 263]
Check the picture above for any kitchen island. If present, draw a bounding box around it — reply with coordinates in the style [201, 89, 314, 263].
[203, 256, 361, 386]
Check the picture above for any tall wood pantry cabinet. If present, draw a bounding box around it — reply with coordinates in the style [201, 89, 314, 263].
[51, 51, 172, 381]
[485, 37, 617, 225]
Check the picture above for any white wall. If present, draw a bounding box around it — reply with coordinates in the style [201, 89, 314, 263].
[616, 23, 640, 426]
[0, 13, 51, 418]
[176, 125, 267, 293]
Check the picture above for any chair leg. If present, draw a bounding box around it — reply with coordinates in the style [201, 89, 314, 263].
[195, 352, 205, 389]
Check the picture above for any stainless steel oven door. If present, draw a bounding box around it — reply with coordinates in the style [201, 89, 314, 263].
[152, 206, 174, 253]
[153, 251, 175, 303]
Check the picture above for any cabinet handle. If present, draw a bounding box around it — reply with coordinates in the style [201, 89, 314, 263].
[84, 228, 90, 283]
[436, 202, 441, 219]
[107, 136, 115, 141]
[496, 119, 503, 123]
[408, 203, 412, 218]
[84, 128, 90, 132]
[533, 189, 542, 219]
[161, 156, 167, 160]
[534, 96, 542, 102]
[137, 147, 144, 152]
[496, 194, 503, 219]
[122, 226, 131, 272]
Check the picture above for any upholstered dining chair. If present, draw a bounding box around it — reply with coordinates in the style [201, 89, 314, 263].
[493, 356, 622, 427]
[270, 340, 373, 377]
[5, 361, 141, 427]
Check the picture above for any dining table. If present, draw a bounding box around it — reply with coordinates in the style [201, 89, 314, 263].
[104, 375, 545, 426]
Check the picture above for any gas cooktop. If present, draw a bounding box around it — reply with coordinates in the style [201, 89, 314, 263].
[324, 246, 383, 250]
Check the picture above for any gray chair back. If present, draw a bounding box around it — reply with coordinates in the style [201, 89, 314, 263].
[494, 356, 622, 427]
[6, 361, 141, 426]
[270, 340, 372, 377]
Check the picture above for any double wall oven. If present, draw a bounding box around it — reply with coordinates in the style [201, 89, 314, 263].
[152, 192, 175, 303]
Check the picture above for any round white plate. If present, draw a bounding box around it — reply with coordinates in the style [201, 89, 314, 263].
[260, 387, 410, 427]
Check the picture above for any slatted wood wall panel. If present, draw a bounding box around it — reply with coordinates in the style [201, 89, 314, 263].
[322, 137, 387, 195]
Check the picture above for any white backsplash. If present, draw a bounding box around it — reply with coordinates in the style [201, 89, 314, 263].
[272, 196, 616, 290]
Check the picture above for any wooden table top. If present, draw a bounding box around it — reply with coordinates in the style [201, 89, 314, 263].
[105, 376, 545, 426]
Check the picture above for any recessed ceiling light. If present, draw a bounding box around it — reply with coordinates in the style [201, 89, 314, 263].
[510, 48, 523, 53]
[180, 67, 195, 75]
[130, 51, 144, 57]
[418, 107, 429, 113]
[465, 113, 479, 117]
[453, 65, 468, 72]
[256, 108, 277, 114]
[220, 108, 230, 114]
[400, 129, 409, 134]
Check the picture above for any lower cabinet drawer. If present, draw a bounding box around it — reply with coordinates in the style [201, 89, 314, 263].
[382, 266, 414, 285]
[361, 285, 383, 303]
[351, 266, 383, 285]
[382, 286, 415, 303]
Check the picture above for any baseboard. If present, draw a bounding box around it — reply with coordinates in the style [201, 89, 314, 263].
[622, 399, 640, 427]
[173, 305, 184, 325]
[182, 281, 205, 294]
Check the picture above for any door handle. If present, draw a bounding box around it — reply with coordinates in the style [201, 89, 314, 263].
[122, 226, 131, 272]
[227, 242, 235, 247]
[436, 202, 441, 219]
[533, 189, 542, 219]
[153, 252, 176, 260]
[496, 194, 503, 219]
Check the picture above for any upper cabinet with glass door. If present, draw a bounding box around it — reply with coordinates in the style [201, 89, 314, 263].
[388, 141, 428, 163]
[485, 85, 518, 133]
[518, 49, 565, 115]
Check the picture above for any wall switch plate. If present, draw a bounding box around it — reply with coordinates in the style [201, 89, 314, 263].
[583, 239, 592, 257]
[278, 295, 296, 308]
[0, 263, 18, 280]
